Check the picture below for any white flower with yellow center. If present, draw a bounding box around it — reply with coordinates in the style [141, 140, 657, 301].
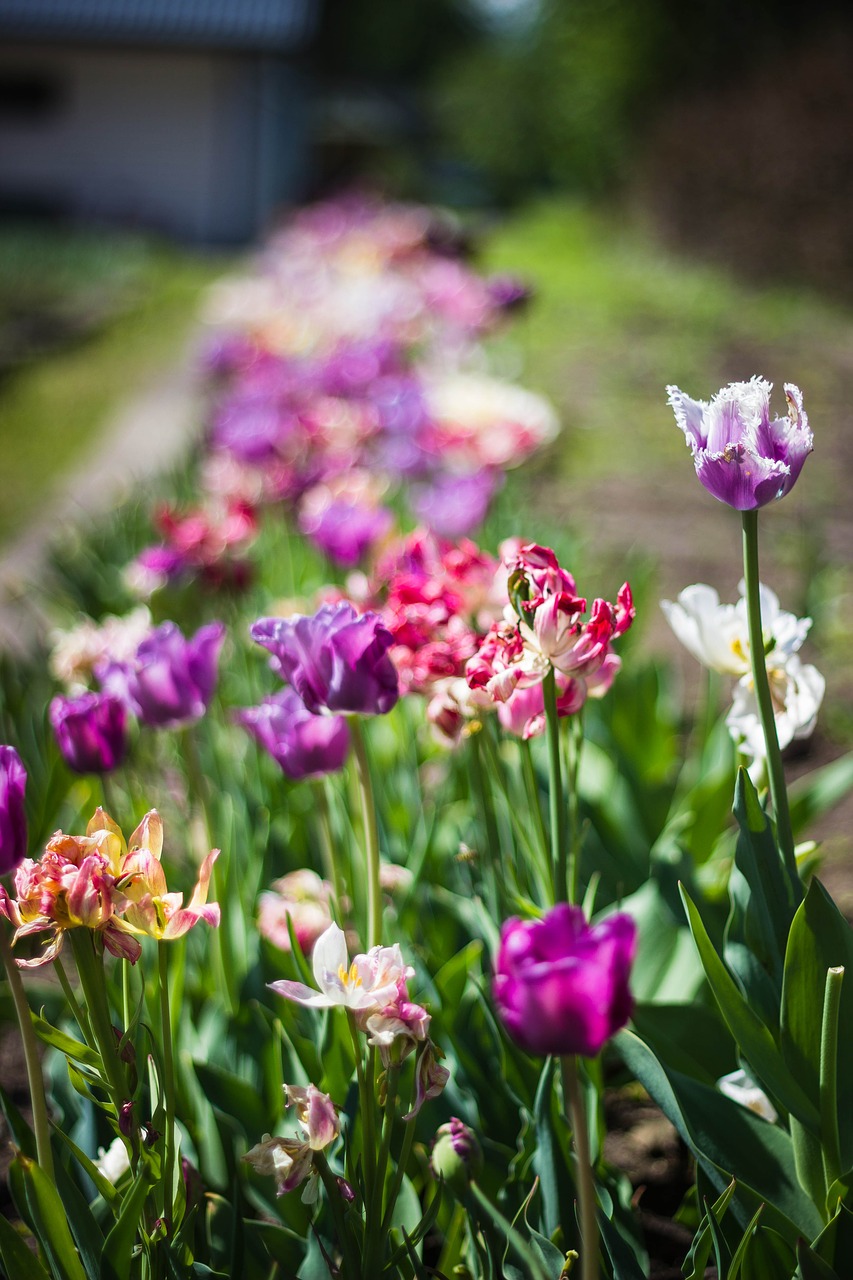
[268, 921, 411, 1011]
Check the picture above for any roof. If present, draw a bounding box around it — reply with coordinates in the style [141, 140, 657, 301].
[0, 0, 320, 52]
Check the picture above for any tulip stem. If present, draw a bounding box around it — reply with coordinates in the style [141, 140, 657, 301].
[69, 929, 127, 1110]
[349, 717, 382, 948]
[543, 666, 568, 903]
[562, 1056, 599, 1280]
[741, 511, 797, 883]
[157, 942, 177, 1227]
[314, 779, 346, 923]
[567, 713, 584, 905]
[0, 920, 54, 1179]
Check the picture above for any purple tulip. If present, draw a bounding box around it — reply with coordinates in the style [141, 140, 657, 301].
[237, 688, 350, 780]
[298, 499, 394, 567]
[493, 905, 636, 1058]
[50, 691, 129, 774]
[110, 620, 225, 729]
[667, 377, 813, 510]
[251, 603, 400, 717]
[0, 745, 27, 874]
[412, 471, 500, 538]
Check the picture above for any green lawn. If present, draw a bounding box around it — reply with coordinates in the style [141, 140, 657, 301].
[0, 227, 231, 546]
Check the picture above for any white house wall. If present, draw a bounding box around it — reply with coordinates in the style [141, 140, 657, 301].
[0, 43, 288, 241]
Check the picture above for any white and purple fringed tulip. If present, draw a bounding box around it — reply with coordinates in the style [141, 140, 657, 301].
[667, 377, 813, 510]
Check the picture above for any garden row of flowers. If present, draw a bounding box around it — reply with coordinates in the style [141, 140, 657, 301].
[1, 194, 852, 1280]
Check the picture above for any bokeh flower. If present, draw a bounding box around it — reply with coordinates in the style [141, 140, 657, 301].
[50, 691, 129, 775]
[667, 377, 813, 510]
[493, 905, 636, 1058]
[237, 688, 350, 780]
[0, 745, 27, 875]
[251, 603, 399, 716]
[257, 869, 334, 955]
[104, 620, 225, 729]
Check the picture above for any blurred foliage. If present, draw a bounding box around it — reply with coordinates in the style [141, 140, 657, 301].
[423, 0, 853, 203]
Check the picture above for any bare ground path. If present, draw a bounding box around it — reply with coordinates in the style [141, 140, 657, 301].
[0, 349, 201, 652]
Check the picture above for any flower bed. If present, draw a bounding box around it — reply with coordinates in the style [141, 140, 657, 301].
[1, 194, 852, 1280]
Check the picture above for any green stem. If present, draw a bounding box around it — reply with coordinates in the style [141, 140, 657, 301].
[365, 1061, 400, 1275]
[69, 929, 127, 1110]
[520, 739, 549, 879]
[567, 713, 584, 905]
[820, 966, 844, 1193]
[53, 955, 95, 1047]
[314, 779, 346, 922]
[543, 666, 568, 904]
[157, 943, 177, 1226]
[562, 1056, 599, 1280]
[469, 727, 501, 917]
[183, 727, 237, 1015]
[381, 1098, 417, 1236]
[741, 510, 797, 882]
[0, 920, 54, 1178]
[349, 717, 382, 948]
[346, 1012, 375, 1207]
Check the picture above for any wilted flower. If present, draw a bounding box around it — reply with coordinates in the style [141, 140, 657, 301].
[50, 691, 129, 775]
[251, 603, 399, 716]
[257, 869, 334, 955]
[667, 377, 813, 510]
[404, 1041, 450, 1120]
[243, 1082, 339, 1200]
[118, 812, 221, 942]
[103, 621, 225, 729]
[467, 543, 633, 706]
[493, 905, 636, 1058]
[237, 688, 350, 780]
[0, 745, 27, 875]
[0, 808, 219, 965]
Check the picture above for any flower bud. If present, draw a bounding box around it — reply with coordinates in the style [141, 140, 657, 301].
[430, 1118, 483, 1195]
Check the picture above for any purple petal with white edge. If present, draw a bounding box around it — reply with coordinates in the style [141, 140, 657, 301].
[694, 448, 789, 510]
[666, 386, 709, 454]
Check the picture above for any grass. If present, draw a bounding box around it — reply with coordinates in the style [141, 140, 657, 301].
[0, 226, 231, 546]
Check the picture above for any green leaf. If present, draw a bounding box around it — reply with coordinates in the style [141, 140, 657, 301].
[781, 879, 853, 1173]
[631, 1002, 736, 1086]
[681, 886, 819, 1132]
[50, 1126, 120, 1207]
[0, 1083, 36, 1158]
[99, 1158, 158, 1280]
[682, 1180, 737, 1280]
[737, 1226, 797, 1280]
[531, 1057, 561, 1238]
[18, 1154, 89, 1280]
[30, 1014, 103, 1071]
[724, 769, 801, 1031]
[616, 1030, 824, 1243]
[797, 1237, 841, 1280]
[0, 1210, 51, 1280]
[789, 751, 853, 836]
[193, 1061, 269, 1141]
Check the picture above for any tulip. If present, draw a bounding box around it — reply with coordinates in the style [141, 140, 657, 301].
[0, 746, 27, 875]
[107, 620, 225, 729]
[237, 688, 350, 780]
[251, 603, 399, 717]
[667, 377, 813, 510]
[493, 904, 636, 1058]
[50, 691, 129, 775]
